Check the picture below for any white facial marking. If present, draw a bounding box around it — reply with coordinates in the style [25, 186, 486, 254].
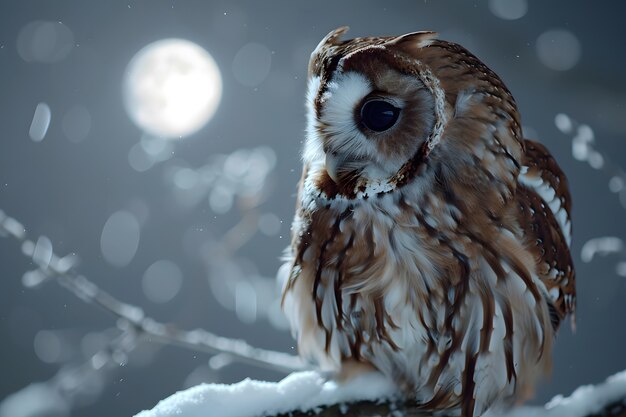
[320, 72, 373, 157]
[303, 56, 445, 201]
[303, 75, 323, 163]
[303, 71, 405, 197]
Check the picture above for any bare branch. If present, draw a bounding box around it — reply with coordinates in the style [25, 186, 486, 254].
[0, 209, 308, 374]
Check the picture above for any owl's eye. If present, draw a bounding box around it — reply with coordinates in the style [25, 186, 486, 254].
[360, 99, 400, 132]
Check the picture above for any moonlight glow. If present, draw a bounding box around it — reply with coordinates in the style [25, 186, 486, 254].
[123, 39, 222, 139]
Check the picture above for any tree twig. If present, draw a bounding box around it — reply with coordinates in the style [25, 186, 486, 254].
[0, 209, 308, 374]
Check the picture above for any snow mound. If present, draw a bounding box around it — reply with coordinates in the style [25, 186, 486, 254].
[135, 369, 626, 417]
[133, 370, 397, 417]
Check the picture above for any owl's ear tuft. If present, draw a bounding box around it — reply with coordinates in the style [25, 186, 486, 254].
[386, 31, 438, 52]
[309, 27, 350, 77]
[314, 26, 350, 52]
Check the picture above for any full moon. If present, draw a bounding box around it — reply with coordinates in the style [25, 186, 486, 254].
[123, 39, 222, 139]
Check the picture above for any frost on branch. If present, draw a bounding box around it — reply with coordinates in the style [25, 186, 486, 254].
[134, 369, 626, 417]
[0, 208, 305, 417]
[0, 145, 296, 416]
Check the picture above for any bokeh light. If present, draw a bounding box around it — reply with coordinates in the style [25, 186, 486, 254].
[28, 103, 51, 142]
[258, 213, 281, 236]
[16, 21, 74, 63]
[232, 43, 272, 87]
[142, 260, 183, 303]
[536, 29, 582, 71]
[62, 106, 92, 143]
[488, 0, 528, 20]
[127, 143, 155, 172]
[235, 281, 257, 324]
[167, 146, 276, 211]
[100, 210, 141, 267]
[554, 113, 573, 134]
[33, 330, 63, 363]
[128, 135, 175, 172]
[123, 39, 222, 139]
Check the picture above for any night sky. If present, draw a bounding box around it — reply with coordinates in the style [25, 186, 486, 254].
[1, 1, 625, 416]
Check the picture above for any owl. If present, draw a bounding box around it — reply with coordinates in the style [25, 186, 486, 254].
[279, 27, 575, 417]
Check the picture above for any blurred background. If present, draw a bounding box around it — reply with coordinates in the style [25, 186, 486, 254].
[0, 1, 625, 416]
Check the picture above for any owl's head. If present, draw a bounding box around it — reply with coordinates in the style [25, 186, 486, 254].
[303, 27, 523, 200]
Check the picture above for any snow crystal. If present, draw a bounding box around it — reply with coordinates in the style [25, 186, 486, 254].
[493, 370, 626, 417]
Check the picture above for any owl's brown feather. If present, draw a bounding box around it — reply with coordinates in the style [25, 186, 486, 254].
[518, 139, 576, 327]
[281, 27, 574, 417]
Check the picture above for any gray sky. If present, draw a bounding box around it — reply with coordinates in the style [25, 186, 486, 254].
[1, 1, 625, 416]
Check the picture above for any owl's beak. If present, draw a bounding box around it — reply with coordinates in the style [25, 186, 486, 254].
[325, 151, 363, 184]
[325, 152, 341, 183]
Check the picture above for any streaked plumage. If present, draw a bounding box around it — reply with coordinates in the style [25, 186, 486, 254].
[279, 27, 575, 417]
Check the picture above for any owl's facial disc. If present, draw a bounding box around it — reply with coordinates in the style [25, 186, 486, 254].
[311, 70, 421, 188]
[306, 71, 390, 185]
[324, 96, 402, 183]
[304, 49, 436, 196]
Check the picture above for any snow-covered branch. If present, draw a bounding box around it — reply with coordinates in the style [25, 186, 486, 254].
[134, 370, 626, 417]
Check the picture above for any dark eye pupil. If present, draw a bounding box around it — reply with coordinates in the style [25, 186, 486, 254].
[360, 100, 400, 132]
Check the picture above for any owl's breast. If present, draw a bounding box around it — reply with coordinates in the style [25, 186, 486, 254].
[281, 184, 554, 414]
[283, 190, 451, 368]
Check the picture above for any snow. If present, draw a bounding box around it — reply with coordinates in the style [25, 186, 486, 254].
[488, 369, 626, 417]
[135, 369, 626, 417]
[134, 371, 397, 417]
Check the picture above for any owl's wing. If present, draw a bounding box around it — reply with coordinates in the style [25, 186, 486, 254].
[517, 139, 576, 330]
